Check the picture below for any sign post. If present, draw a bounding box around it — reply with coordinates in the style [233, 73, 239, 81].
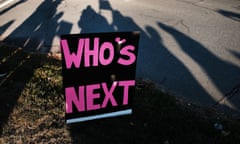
[60, 32, 140, 124]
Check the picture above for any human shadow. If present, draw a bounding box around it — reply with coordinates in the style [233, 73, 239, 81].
[0, 45, 44, 134]
[99, 0, 112, 12]
[78, 5, 115, 33]
[2, 0, 72, 52]
[217, 9, 240, 22]
[0, 20, 14, 36]
[0, 0, 72, 135]
[69, 1, 221, 143]
[71, 4, 145, 144]
[110, 8, 216, 105]
[158, 22, 240, 112]
[144, 26, 216, 105]
[229, 49, 240, 60]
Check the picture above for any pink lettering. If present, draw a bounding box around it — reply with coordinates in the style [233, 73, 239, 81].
[84, 38, 99, 67]
[119, 80, 135, 105]
[61, 39, 84, 69]
[99, 42, 114, 65]
[65, 80, 135, 113]
[62, 37, 137, 68]
[117, 45, 136, 65]
[101, 82, 118, 108]
[115, 37, 126, 45]
[86, 84, 101, 111]
[65, 86, 85, 113]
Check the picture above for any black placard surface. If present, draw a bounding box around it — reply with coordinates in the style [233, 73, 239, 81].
[60, 32, 139, 124]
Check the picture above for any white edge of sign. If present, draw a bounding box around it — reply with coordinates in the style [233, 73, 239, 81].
[66, 109, 132, 124]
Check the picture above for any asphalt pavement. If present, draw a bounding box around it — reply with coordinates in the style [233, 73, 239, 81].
[0, 0, 240, 114]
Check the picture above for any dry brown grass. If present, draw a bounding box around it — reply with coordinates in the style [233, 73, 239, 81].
[0, 44, 240, 143]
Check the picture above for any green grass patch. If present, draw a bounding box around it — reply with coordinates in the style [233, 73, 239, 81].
[0, 44, 240, 143]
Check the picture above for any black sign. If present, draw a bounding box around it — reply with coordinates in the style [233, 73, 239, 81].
[60, 32, 140, 124]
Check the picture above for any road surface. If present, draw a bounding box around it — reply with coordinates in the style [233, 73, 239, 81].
[0, 0, 240, 113]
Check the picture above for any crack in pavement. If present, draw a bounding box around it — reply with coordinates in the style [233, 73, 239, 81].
[177, 0, 205, 5]
[214, 84, 240, 106]
[176, 0, 216, 12]
[174, 19, 190, 33]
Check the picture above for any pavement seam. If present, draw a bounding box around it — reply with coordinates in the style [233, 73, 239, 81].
[213, 84, 240, 106]
[176, 0, 216, 12]
[174, 19, 190, 33]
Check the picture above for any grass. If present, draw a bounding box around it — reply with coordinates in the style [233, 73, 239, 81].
[0, 43, 240, 143]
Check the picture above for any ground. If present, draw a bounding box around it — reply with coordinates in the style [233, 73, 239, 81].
[1, 0, 240, 110]
[0, 44, 240, 143]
